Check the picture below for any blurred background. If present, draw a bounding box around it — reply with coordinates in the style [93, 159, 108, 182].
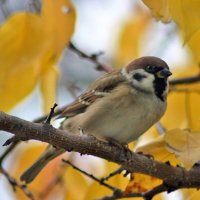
[0, 0, 199, 199]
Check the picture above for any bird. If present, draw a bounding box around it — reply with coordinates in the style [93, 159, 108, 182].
[20, 56, 172, 183]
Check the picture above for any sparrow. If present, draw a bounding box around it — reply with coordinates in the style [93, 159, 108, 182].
[20, 56, 172, 183]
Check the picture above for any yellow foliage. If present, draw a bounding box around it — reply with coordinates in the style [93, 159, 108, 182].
[142, 0, 171, 22]
[142, 0, 200, 41]
[136, 135, 180, 166]
[0, 0, 76, 113]
[181, 189, 200, 200]
[63, 167, 89, 200]
[114, 6, 150, 67]
[12, 144, 65, 200]
[162, 66, 200, 130]
[165, 129, 200, 169]
[125, 173, 162, 193]
[85, 162, 129, 200]
[142, 0, 200, 63]
[40, 66, 59, 113]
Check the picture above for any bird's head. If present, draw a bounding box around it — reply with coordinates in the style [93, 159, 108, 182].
[121, 56, 172, 101]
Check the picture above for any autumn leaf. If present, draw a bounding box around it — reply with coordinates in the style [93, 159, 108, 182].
[142, 0, 200, 41]
[136, 135, 180, 166]
[164, 128, 200, 169]
[85, 162, 129, 200]
[125, 173, 162, 194]
[0, 0, 76, 113]
[39, 66, 59, 113]
[114, 5, 150, 67]
[142, 0, 171, 22]
[12, 144, 65, 200]
[161, 65, 200, 130]
[63, 167, 89, 200]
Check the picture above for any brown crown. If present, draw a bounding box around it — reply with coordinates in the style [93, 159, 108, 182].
[126, 56, 169, 73]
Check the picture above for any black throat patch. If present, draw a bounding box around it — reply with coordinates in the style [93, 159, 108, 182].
[153, 77, 167, 101]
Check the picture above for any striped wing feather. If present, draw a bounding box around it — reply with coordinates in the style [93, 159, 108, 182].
[59, 70, 124, 118]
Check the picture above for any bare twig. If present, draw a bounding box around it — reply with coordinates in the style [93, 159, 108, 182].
[169, 74, 200, 85]
[0, 142, 18, 164]
[70, 42, 200, 86]
[0, 166, 35, 200]
[101, 167, 124, 182]
[63, 159, 120, 193]
[69, 42, 112, 73]
[99, 183, 172, 200]
[44, 103, 58, 124]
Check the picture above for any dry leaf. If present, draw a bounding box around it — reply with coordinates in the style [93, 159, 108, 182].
[165, 128, 200, 169]
[125, 173, 162, 193]
[136, 135, 180, 166]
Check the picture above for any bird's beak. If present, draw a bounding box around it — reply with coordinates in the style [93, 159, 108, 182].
[156, 68, 172, 78]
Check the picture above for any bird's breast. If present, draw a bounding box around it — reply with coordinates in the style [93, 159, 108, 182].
[62, 84, 167, 144]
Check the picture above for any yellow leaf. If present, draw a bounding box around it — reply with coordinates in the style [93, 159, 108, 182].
[84, 181, 111, 200]
[125, 173, 162, 193]
[0, 13, 45, 74]
[181, 189, 200, 200]
[40, 66, 59, 113]
[114, 6, 150, 67]
[169, 0, 200, 42]
[136, 135, 180, 166]
[0, 12, 46, 111]
[0, 0, 76, 112]
[142, 0, 171, 22]
[12, 144, 65, 199]
[162, 66, 200, 130]
[41, 0, 76, 53]
[165, 129, 200, 169]
[63, 167, 88, 200]
[187, 29, 200, 63]
[0, 65, 37, 111]
[142, 0, 200, 41]
[85, 162, 129, 200]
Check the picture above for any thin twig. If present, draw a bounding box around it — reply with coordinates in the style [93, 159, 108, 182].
[101, 167, 124, 182]
[0, 166, 35, 200]
[0, 142, 18, 164]
[62, 159, 121, 193]
[169, 74, 200, 85]
[69, 42, 113, 73]
[70, 42, 200, 86]
[44, 103, 58, 124]
[99, 183, 171, 200]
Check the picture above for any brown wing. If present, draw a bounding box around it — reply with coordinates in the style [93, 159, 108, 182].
[59, 70, 125, 118]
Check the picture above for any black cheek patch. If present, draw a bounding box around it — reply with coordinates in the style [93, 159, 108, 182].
[132, 73, 147, 81]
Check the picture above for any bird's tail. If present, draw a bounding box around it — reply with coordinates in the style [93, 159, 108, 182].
[20, 145, 65, 184]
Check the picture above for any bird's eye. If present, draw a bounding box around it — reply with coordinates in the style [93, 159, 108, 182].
[145, 66, 155, 72]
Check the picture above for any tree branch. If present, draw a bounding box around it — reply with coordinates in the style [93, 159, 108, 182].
[1, 111, 200, 199]
[69, 42, 113, 73]
[63, 159, 120, 193]
[0, 166, 35, 200]
[169, 74, 200, 85]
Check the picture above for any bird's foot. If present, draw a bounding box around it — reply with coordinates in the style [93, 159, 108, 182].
[108, 140, 132, 158]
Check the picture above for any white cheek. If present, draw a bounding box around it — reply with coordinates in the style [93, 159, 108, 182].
[121, 68, 155, 93]
[132, 69, 155, 93]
